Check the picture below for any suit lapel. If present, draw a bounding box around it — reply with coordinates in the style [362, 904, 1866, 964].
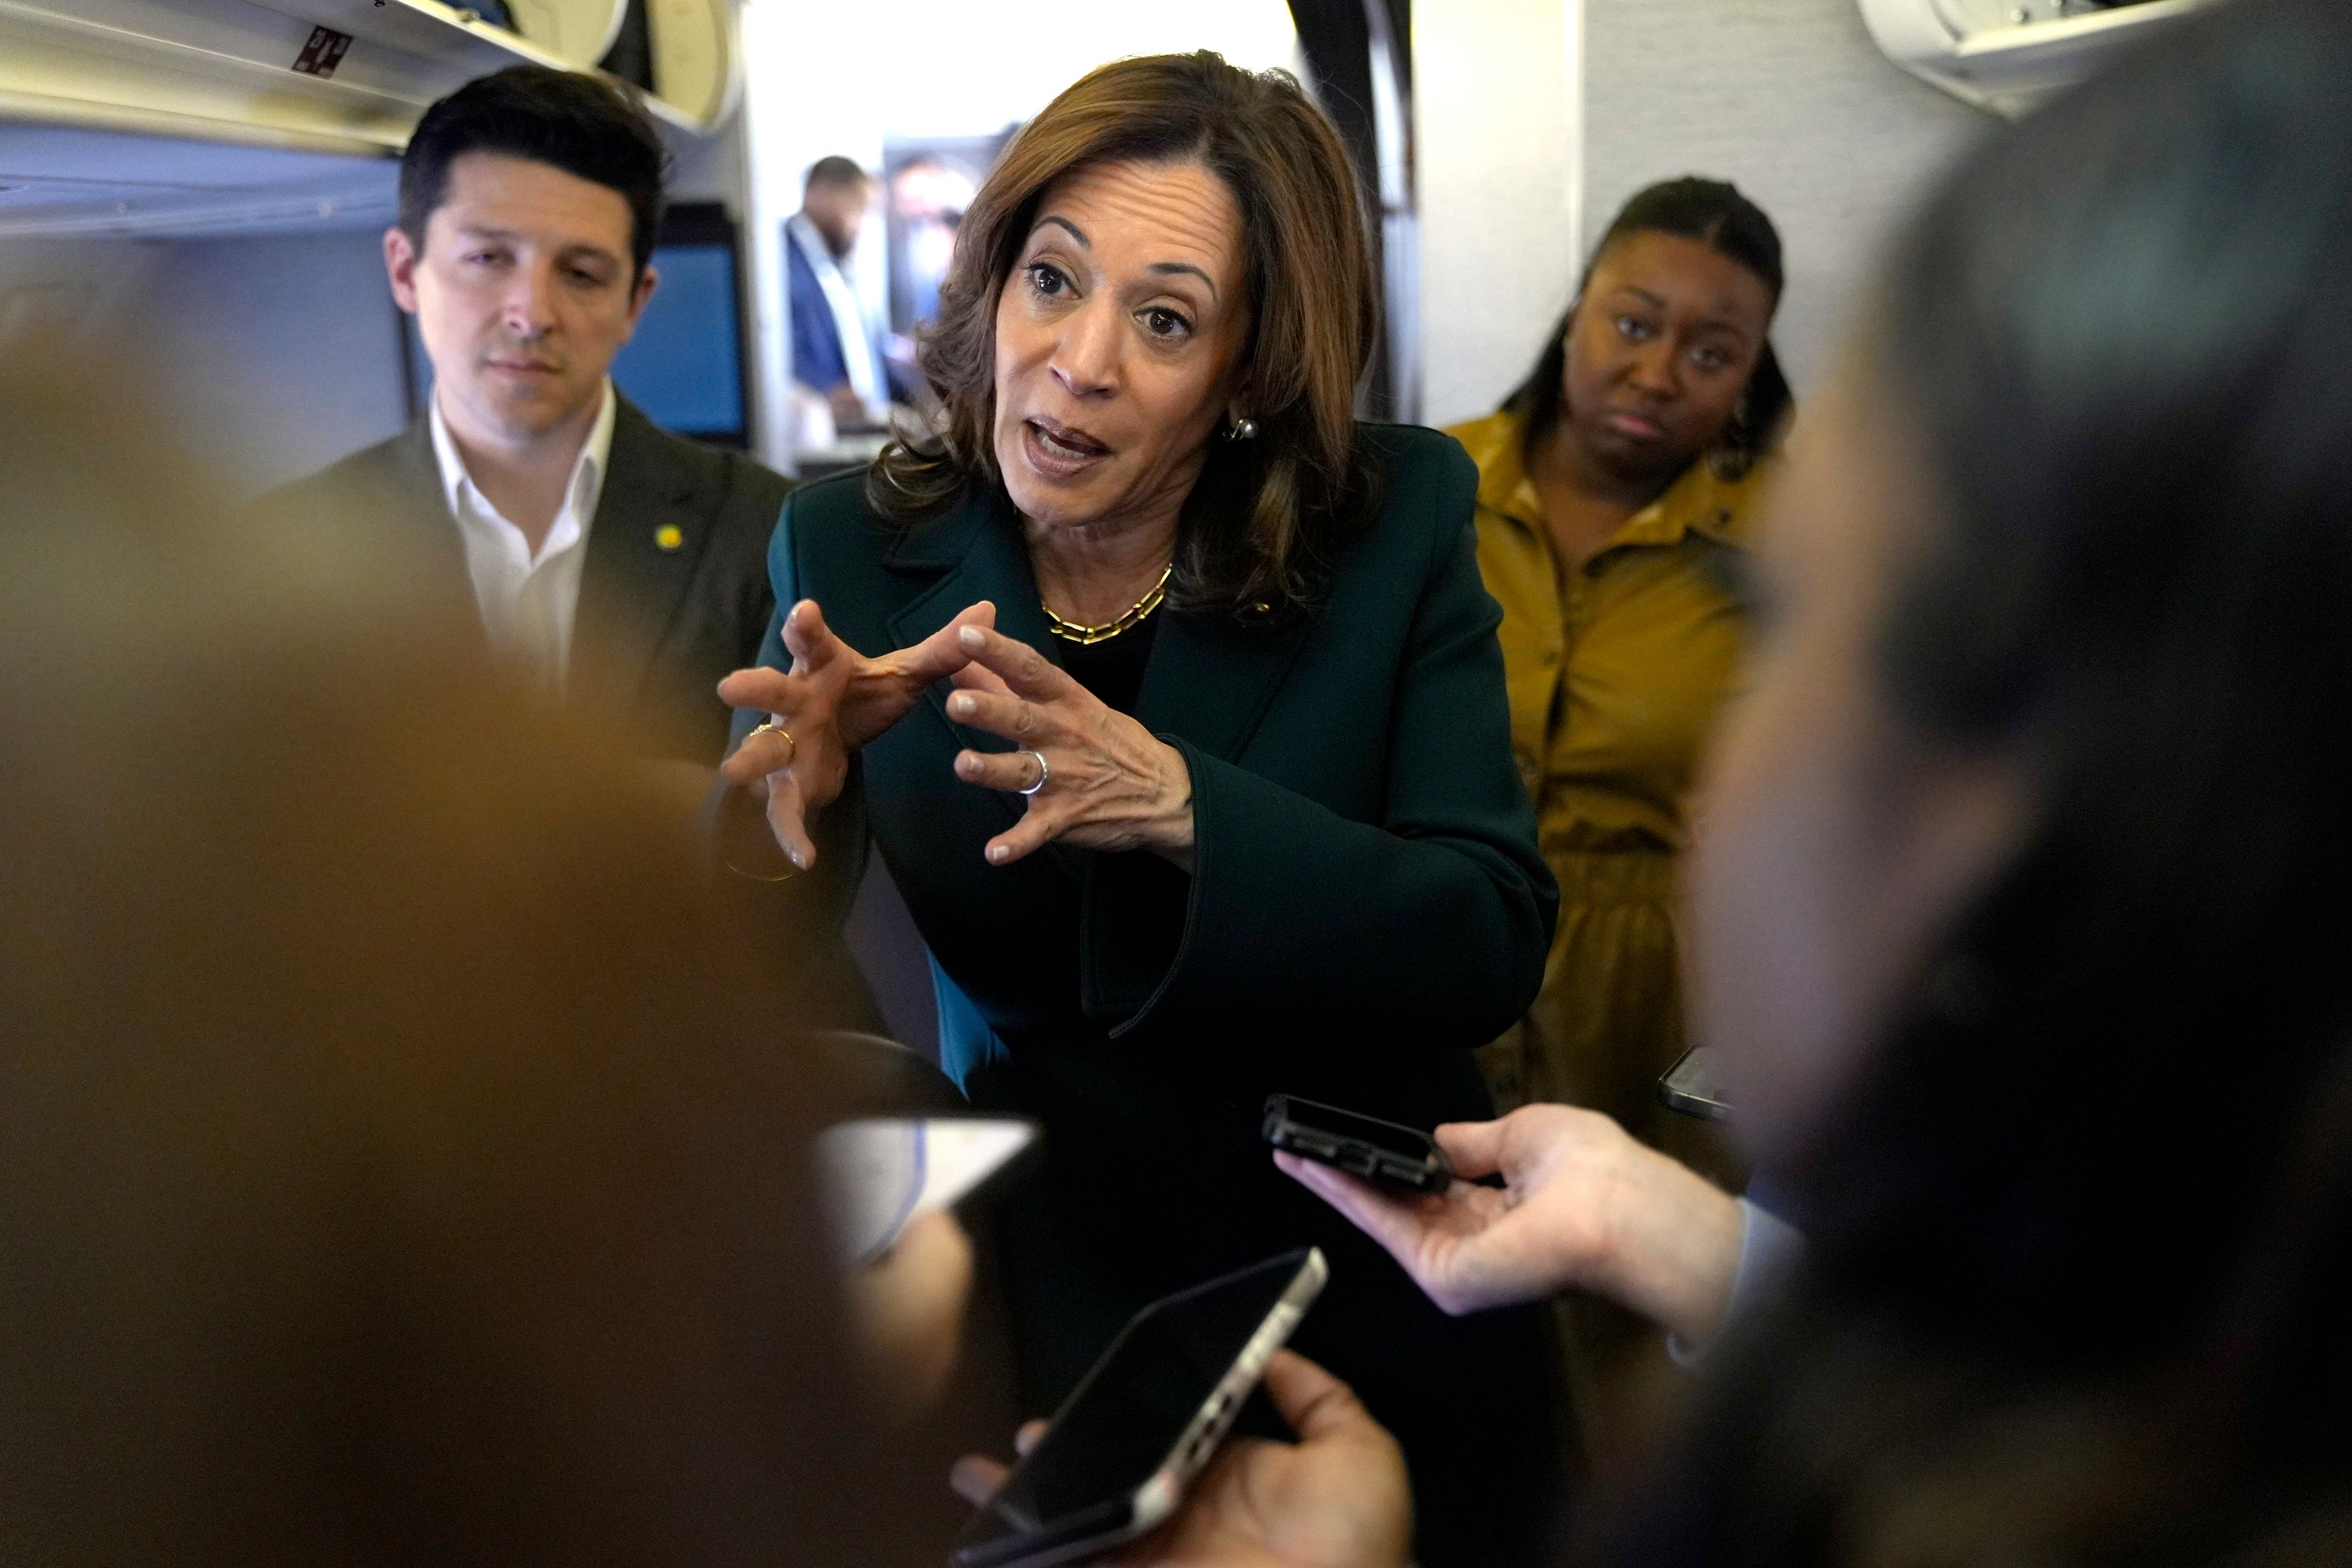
[884, 484, 1060, 729]
[881, 485, 1068, 850]
[1131, 605, 1310, 764]
[575, 396, 703, 696]
[382, 417, 474, 595]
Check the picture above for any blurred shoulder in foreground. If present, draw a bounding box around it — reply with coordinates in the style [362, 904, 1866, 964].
[0, 344, 947, 1566]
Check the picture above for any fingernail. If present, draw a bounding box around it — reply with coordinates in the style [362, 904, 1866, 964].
[959, 626, 984, 649]
[988, 844, 1009, 864]
[957, 752, 979, 776]
[949, 693, 971, 717]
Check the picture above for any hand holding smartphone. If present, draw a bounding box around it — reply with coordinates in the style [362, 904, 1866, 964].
[953, 1248, 1329, 1568]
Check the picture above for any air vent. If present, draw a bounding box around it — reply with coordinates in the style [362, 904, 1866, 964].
[1861, 0, 2214, 116]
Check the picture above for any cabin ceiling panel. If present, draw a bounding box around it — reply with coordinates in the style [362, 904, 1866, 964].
[0, 123, 393, 236]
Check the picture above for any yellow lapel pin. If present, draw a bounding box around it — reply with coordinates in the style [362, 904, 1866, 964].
[654, 523, 684, 552]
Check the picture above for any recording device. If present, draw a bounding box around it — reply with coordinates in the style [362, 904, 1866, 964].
[1657, 1044, 1733, 1122]
[1261, 1093, 1453, 1195]
[952, 1248, 1329, 1568]
[815, 1115, 1036, 1265]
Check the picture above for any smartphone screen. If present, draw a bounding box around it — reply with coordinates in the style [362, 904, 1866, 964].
[957, 1251, 1322, 1564]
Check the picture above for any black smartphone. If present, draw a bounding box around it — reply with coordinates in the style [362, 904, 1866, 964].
[1657, 1044, 1732, 1122]
[1261, 1094, 1453, 1195]
[952, 1248, 1329, 1568]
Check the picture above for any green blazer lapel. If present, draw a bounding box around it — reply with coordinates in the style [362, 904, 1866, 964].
[882, 484, 1083, 859]
[1133, 604, 1310, 764]
[883, 483, 1061, 733]
[575, 397, 703, 694]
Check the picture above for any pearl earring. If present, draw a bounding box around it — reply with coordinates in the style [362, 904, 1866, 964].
[1226, 415, 1259, 441]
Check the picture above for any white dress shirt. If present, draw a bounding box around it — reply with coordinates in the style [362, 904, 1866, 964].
[788, 213, 883, 409]
[428, 381, 617, 688]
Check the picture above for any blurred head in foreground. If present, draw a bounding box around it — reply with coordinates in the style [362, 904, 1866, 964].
[1665, 0, 2352, 1559]
[0, 351, 939, 1564]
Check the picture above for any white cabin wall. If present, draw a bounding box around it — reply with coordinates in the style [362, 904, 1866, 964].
[141, 228, 410, 494]
[1411, 0, 1581, 431]
[1579, 0, 1985, 396]
[0, 225, 407, 494]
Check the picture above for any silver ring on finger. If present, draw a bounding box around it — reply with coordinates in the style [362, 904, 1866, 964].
[1016, 748, 1050, 797]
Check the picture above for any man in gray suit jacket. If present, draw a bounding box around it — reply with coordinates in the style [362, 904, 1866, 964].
[263, 66, 784, 767]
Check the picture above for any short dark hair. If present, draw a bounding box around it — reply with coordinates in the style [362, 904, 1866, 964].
[399, 66, 669, 277]
[1502, 176, 1793, 477]
[804, 156, 871, 193]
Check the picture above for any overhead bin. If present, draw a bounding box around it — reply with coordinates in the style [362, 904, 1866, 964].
[637, 0, 737, 129]
[0, 0, 739, 159]
[263, 0, 627, 74]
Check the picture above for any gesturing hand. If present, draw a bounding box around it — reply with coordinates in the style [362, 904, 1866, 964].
[943, 624, 1196, 869]
[949, 1351, 1411, 1568]
[1277, 1104, 1746, 1346]
[716, 598, 995, 869]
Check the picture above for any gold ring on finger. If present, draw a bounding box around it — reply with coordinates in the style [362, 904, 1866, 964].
[749, 720, 797, 760]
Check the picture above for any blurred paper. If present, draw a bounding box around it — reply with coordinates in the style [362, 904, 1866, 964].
[817, 1117, 1035, 1265]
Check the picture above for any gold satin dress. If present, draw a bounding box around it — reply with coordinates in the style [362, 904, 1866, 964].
[1449, 405, 1774, 1174]
[1448, 404, 1777, 1447]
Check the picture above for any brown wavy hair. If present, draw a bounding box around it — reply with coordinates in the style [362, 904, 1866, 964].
[867, 51, 1378, 619]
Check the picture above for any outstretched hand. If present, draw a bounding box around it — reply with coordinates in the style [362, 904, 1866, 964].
[1278, 1104, 1746, 1346]
[944, 624, 1197, 870]
[716, 598, 996, 868]
[951, 1351, 1411, 1568]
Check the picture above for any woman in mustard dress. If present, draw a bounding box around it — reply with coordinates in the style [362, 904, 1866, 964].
[1449, 178, 1792, 1432]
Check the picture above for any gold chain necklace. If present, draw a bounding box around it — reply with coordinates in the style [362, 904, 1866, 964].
[1043, 563, 1173, 646]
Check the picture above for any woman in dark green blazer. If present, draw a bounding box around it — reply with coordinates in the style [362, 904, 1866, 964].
[720, 53, 1570, 1567]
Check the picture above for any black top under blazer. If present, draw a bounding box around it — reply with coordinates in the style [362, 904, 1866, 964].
[743, 423, 1570, 1566]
